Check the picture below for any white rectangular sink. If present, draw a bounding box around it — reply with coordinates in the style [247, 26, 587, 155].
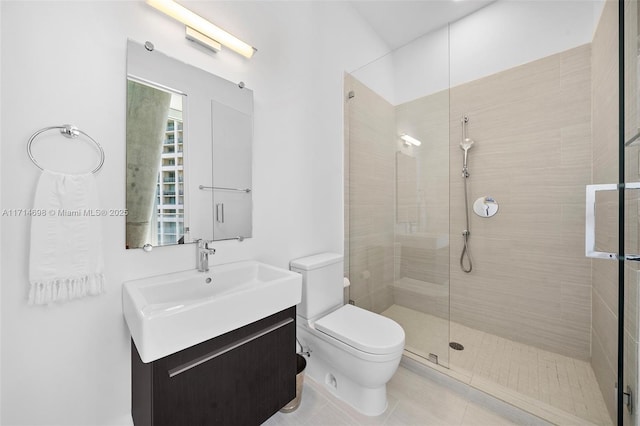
[122, 260, 302, 363]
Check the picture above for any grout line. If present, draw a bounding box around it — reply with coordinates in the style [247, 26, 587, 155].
[386, 304, 612, 425]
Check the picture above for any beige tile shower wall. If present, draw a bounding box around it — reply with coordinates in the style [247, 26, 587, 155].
[395, 91, 451, 288]
[449, 44, 593, 360]
[344, 74, 396, 313]
[396, 152, 419, 224]
[591, 0, 620, 422]
[396, 91, 451, 238]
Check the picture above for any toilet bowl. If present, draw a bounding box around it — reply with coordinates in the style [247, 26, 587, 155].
[291, 253, 405, 416]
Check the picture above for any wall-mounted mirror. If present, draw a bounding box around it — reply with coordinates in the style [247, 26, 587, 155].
[126, 79, 187, 247]
[125, 40, 253, 249]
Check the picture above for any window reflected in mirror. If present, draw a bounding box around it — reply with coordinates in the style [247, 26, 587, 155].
[126, 79, 187, 249]
[157, 96, 185, 245]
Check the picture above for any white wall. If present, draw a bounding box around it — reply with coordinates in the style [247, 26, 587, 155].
[0, 1, 387, 424]
[449, 0, 598, 89]
[349, 52, 396, 106]
[353, 0, 602, 106]
[394, 25, 450, 106]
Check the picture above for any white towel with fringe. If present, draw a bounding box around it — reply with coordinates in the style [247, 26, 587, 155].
[29, 170, 105, 305]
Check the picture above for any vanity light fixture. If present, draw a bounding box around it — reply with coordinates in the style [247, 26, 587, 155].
[400, 134, 422, 147]
[146, 0, 256, 58]
[185, 27, 222, 53]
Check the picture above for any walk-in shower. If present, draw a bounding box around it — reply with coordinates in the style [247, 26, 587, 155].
[344, 2, 633, 424]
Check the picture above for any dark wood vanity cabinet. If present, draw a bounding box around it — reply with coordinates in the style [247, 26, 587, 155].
[131, 307, 296, 426]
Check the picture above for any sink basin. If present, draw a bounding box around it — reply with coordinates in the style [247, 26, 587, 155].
[122, 260, 302, 363]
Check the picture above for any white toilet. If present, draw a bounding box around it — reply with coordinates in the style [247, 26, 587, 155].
[290, 253, 405, 416]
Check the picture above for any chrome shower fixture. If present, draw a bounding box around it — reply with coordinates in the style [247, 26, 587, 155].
[460, 115, 474, 273]
[460, 115, 475, 175]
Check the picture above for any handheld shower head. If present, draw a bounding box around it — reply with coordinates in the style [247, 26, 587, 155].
[460, 137, 474, 169]
[460, 137, 475, 151]
[460, 115, 475, 173]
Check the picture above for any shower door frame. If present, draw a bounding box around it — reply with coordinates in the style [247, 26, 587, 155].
[617, 0, 624, 423]
[614, 0, 636, 422]
[618, 0, 634, 423]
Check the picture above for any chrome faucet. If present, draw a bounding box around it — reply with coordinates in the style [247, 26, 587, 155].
[196, 239, 215, 272]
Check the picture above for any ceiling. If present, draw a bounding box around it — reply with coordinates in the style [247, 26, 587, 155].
[349, 0, 495, 50]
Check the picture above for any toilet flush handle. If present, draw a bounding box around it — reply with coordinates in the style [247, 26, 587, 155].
[296, 337, 312, 357]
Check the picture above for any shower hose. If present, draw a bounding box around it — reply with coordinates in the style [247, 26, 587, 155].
[460, 167, 473, 273]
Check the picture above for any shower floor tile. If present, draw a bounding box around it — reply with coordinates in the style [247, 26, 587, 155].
[382, 304, 613, 426]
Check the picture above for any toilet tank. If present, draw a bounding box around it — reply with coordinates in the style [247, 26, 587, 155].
[290, 253, 344, 320]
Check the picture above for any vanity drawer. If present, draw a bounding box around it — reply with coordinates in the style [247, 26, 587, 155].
[132, 306, 296, 426]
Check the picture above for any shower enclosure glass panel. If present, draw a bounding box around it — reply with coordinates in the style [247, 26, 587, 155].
[346, 1, 626, 424]
[590, 1, 640, 423]
[622, 0, 640, 423]
[345, 24, 451, 367]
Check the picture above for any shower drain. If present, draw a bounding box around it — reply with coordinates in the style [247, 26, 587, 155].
[449, 342, 464, 351]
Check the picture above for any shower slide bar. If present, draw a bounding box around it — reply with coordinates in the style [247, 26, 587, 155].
[460, 115, 475, 273]
[585, 182, 640, 261]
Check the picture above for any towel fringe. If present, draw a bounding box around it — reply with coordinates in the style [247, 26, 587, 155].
[28, 273, 105, 305]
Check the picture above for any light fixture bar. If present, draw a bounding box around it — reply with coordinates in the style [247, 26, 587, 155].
[146, 0, 256, 58]
[185, 27, 221, 53]
[400, 134, 422, 146]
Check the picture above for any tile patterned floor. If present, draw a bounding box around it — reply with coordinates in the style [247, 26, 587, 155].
[382, 304, 613, 426]
[264, 360, 548, 426]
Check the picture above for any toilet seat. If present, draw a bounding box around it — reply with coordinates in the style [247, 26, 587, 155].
[315, 304, 405, 355]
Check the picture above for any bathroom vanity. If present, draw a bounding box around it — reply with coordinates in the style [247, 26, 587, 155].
[122, 260, 303, 425]
[131, 307, 296, 425]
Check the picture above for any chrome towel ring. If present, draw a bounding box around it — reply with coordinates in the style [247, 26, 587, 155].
[27, 124, 105, 174]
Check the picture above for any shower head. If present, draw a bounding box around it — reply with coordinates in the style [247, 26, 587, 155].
[460, 137, 475, 151]
[460, 137, 474, 171]
[460, 115, 475, 171]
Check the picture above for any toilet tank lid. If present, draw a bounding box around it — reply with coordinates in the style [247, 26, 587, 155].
[290, 253, 343, 271]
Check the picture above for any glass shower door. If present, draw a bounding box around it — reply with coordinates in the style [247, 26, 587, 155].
[344, 23, 451, 368]
[587, 1, 639, 424]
